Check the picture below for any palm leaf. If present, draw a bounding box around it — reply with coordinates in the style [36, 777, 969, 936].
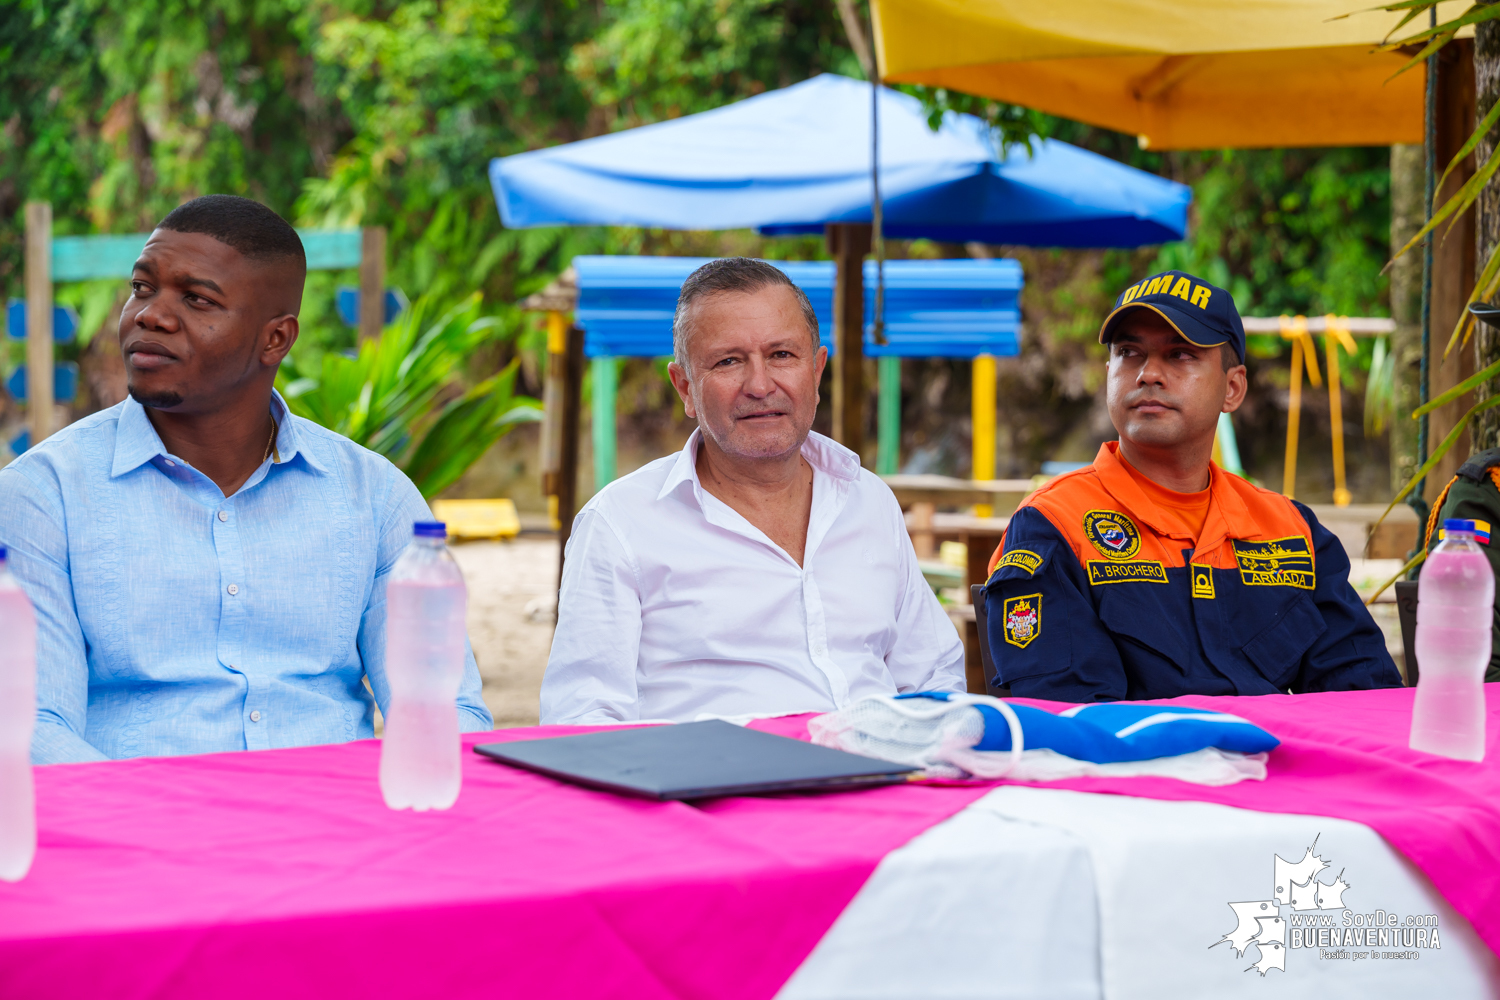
[1376, 391, 1500, 529]
[402, 359, 543, 497]
[1413, 356, 1500, 418]
[1365, 548, 1428, 606]
[276, 290, 526, 496]
[1438, 94, 1500, 194]
[1383, 30, 1455, 82]
[1392, 140, 1500, 262]
[1377, 3, 1500, 49]
[1364, 336, 1395, 436]
[1441, 242, 1500, 360]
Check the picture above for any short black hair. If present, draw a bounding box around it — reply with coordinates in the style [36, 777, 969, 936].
[157, 195, 306, 269]
[673, 257, 819, 369]
[1221, 343, 1240, 372]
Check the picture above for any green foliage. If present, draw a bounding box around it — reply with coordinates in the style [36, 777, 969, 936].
[5, 0, 1410, 494]
[897, 86, 1055, 155]
[279, 293, 540, 497]
[573, 0, 857, 129]
[905, 94, 1392, 321]
[1365, 335, 1397, 436]
[1150, 148, 1392, 318]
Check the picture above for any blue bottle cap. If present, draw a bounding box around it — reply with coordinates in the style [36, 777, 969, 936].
[1444, 518, 1477, 533]
[0, 546, 6, 560]
[413, 521, 447, 538]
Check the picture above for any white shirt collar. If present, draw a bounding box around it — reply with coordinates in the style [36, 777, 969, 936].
[656, 426, 862, 505]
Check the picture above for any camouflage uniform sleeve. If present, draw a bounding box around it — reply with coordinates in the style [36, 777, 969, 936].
[982, 506, 1127, 702]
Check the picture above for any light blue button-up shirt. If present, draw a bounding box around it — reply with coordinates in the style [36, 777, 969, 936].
[0, 392, 492, 765]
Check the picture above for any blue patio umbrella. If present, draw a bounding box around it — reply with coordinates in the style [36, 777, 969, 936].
[490, 73, 1190, 247]
[490, 73, 1190, 485]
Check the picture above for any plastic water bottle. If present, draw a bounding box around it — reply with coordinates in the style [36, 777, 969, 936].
[1410, 519, 1494, 761]
[0, 547, 37, 880]
[379, 522, 469, 811]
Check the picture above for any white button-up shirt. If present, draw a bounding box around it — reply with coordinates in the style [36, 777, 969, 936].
[540, 430, 965, 724]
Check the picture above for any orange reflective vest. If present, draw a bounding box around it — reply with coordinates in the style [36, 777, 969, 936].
[983, 442, 1400, 702]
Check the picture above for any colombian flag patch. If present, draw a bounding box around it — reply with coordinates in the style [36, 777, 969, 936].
[1440, 519, 1492, 544]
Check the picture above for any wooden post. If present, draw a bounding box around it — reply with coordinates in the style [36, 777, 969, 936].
[1425, 39, 1477, 502]
[876, 355, 900, 474]
[971, 353, 997, 517]
[556, 324, 585, 587]
[25, 201, 54, 446]
[826, 224, 871, 461]
[909, 500, 935, 560]
[591, 356, 617, 488]
[541, 311, 568, 529]
[358, 226, 387, 343]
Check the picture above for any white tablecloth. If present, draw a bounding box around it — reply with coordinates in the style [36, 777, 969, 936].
[780, 788, 1499, 999]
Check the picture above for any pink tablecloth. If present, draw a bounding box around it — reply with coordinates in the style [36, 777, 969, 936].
[3, 687, 1497, 999]
[0, 726, 993, 1000]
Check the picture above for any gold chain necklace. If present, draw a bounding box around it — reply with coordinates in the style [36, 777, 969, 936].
[261, 420, 278, 464]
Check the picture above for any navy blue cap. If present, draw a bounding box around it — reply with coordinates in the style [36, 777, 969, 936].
[1099, 270, 1246, 364]
[1444, 518, 1477, 533]
[413, 521, 447, 538]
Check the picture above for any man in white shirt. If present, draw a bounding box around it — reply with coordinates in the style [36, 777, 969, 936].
[540, 257, 965, 724]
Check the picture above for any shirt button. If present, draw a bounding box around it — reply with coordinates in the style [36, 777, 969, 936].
[164, 459, 175, 467]
[218, 510, 228, 522]
[249, 710, 261, 722]
[227, 584, 239, 595]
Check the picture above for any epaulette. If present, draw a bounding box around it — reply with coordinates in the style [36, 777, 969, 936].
[1457, 447, 1500, 483]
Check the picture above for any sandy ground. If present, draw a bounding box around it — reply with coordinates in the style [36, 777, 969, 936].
[451, 536, 560, 729]
[446, 542, 1413, 733]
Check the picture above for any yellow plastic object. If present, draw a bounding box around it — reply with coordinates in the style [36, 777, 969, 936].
[971, 353, 996, 518]
[869, 0, 1462, 150]
[429, 499, 522, 541]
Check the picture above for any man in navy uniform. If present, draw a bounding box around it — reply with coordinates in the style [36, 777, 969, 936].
[983, 270, 1401, 702]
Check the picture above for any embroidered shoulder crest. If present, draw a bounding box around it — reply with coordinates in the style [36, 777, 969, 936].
[1003, 594, 1042, 648]
[1082, 509, 1142, 560]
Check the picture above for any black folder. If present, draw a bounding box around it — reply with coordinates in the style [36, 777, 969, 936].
[474, 719, 918, 800]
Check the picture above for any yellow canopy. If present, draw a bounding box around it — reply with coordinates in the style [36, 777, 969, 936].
[871, 0, 1467, 149]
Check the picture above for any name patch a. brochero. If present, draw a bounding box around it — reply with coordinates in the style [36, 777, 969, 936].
[1233, 536, 1315, 589]
[1082, 509, 1142, 560]
[1087, 560, 1168, 585]
[1004, 594, 1041, 648]
[997, 548, 1044, 575]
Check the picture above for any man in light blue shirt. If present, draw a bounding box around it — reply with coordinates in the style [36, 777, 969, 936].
[0, 195, 492, 764]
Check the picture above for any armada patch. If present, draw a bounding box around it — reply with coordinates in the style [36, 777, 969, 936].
[1233, 536, 1315, 590]
[996, 548, 1044, 575]
[1082, 509, 1142, 560]
[1003, 594, 1042, 648]
[1191, 564, 1216, 599]
[1087, 560, 1168, 585]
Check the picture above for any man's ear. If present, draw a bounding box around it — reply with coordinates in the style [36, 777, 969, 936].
[1222, 364, 1248, 413]
[667, 360, 697, 420]
[262, 314, 299, 368]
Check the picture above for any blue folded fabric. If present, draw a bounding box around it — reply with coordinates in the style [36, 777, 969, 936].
[895, 693, 1279, 763]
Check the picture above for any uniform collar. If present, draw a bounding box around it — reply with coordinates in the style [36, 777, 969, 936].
[111, 390, 326, 479]
[1090, 441, 1249, 553]
[658, 427, 860, 504]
